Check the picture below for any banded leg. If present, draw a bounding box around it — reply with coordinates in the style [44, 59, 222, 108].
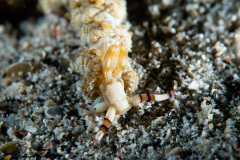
[94, 107, 116, 143]
[129, 81, 177, 105]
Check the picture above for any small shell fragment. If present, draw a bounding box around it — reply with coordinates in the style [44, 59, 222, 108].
[2, 62, 31, 79]
[213, 42, 227, 57]
[45, 106, 63, 118]
[43, 141, 53, 149]
[0, 141, 20, 155]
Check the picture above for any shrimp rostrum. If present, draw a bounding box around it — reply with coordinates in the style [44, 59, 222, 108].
[39, 0, 177, 143]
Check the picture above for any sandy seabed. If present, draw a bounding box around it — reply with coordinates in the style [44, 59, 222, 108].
[0, 0, 240, 159]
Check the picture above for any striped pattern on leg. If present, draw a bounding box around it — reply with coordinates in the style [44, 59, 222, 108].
[99, 118, 111, 133]
[130, 81, 177, 105]
[94, 107, 116, 143]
